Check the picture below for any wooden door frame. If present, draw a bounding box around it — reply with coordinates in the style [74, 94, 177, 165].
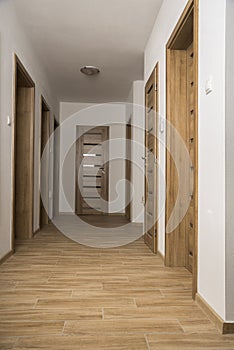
[125, 122, 132, 221]
[75, 126, 109, 215]
[144, 62, 159, 254]
[11, 54, 35, 248]
[165, 0, 198, 298]
[53, 116, 60, 218]
[39, 96, 51, 228]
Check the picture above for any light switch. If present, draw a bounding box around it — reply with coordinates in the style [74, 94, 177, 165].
[205, 77, 213, 95]
[7, 116, 11, 126]
[160, 118, 164, 133]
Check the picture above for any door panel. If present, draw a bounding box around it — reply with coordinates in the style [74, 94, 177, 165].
[40, 99, 50, 228]
[185, 43, 195, 273]
[144, 64, 159, 253]
[15, 87, 34, 239]
[76, 126, 109, 215]
[13, 56, 35, 242]
[125, 124, 132, 221]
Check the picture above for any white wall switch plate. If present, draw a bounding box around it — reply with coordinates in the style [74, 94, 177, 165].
[205, 77, 213, 95]
[7, 116, 11, 126]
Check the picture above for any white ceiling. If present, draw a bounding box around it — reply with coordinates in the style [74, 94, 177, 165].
[14, 0, 162, 102]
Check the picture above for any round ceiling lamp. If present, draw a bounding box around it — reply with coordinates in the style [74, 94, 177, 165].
[80, 66, 100, 76]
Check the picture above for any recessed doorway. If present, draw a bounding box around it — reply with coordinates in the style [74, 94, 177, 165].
[144, 63, 159, 254]
[40, 97, 50, 228]
[75, 126, 109, 215]
[165, 0, 198, 298]
[12, 55, 35, 243]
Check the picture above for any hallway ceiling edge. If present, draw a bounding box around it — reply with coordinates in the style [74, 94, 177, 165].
[14, 0, 162, 102]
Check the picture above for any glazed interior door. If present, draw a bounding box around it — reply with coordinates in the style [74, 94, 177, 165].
[144, 65, 158, 253]
[76, 126, 109, 215]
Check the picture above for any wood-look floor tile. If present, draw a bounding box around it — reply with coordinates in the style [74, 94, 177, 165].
[0, 308, 102, 321]
[0, 299, 36, 310]
[63, 319, 184, 335]
[135, 297, 194, 308]
[15, 282, 103, 290]
[0, 337, 17, 350]
[71, 289, 163, 298]
[103, 305, 209, 320]
[0, 290, 72, 299]
[146, 333, 234, 349]
[14, 334, 148, 349]
[179, 319, 217, 333]
[0, 321, 64, 336]
[36, 297, 135, 309]
[103, 281, 186, 291]
[48, 275, 129, 282]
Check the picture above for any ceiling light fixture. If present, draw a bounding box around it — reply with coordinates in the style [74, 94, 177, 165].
[80, 66, 100, 76]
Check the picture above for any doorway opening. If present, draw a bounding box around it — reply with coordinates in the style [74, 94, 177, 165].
[40, 97, 50, 228]
[165, 0, 198, 298]
[75, 126, 109, 216]
[125, 122, 132, 221]
[144, 63, 159, 254]
[12, 55, 35, 244]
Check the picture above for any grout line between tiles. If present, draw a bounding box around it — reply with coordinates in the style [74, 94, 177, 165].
[144, 334, 151, 350]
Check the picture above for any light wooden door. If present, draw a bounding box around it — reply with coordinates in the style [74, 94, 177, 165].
[76, 126, 109, 215]
[165, 0, 198, 297]
[144, 64, 158, 253]
[13, 56, 35, 241]
[185, 43, 195, 273]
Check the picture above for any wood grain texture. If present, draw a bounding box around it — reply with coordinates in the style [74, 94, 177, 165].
[165, 0, 199, 299]
[40, 97, 50, 228]
[0, 223, 233, 348]
[144, 63, 159, 254]
[13, 56, 35, 242]
[76, 126, 109, 215]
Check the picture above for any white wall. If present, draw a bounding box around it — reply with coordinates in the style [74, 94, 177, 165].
[59, 102, 126, 214]
[225, 0, 234, 322]
[0, 1, 59, 259]
[145, 0, 188, 258]
[144, 0, 227, 320]
[198, 0, 226, 321]
[128, 81, 145, 223]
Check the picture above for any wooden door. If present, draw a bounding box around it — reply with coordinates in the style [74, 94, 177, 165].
[125, 123, 132, 221]
[165, 0, 198, 298]
[13, 56, 35, 241]
[40, 97, 50, 228]
[185, 43, 195, 273]
[76, 126, 109, 215]
[144, 64, 159, 253]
